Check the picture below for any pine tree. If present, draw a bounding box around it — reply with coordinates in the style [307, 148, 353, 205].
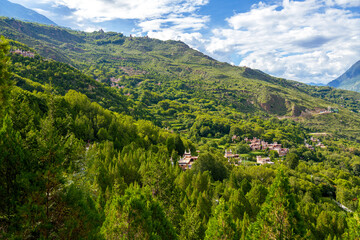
[101, 184, 177, 239]
[249, 168, 304, 240]
[180, 205, 205, 240]
[204, 198, 239, 240]
[286, 152, 300, 169]
[19, 89, 81, 239]
[344, 200, 360, 239]
[0, 36, 11, 117]
[0, 115, 26, 230]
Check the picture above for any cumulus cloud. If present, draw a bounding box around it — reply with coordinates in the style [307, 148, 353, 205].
[326, 0, 360, 7]
[10, 0, 360, 83]
[206, 0, 360, 83]
[138, 14, 209, 47]
[34, 0, 208, 21]
[16, 0, 210, 49]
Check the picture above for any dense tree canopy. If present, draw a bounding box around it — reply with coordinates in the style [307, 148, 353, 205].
[0, 31, 360, 240]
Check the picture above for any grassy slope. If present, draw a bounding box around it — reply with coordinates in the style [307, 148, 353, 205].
[1, 17, 360, 140]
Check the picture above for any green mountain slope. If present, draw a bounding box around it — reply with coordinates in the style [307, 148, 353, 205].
[8, 42, 129, 114]
[328, 60, 360, 92]
[0, 18, 330, 113]
[2, 18, 360, 140]
[2, 20, 360, 240]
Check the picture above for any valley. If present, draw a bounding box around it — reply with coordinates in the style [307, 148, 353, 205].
[1, 18, 360, 239]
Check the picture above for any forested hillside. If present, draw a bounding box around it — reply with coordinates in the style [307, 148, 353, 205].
[1, 17, 360, 141]
[1, 20, 360, 239]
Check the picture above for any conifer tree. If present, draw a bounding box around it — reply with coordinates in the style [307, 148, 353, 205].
[249, 168, 304, 240]
[101, 184, 177, 240]
[205, 198, 239, 240]
[0, 115, 26, 229]
[0, 36, 11, 117]
[180, 205, 205, 240]
[344, 200, 360, 239]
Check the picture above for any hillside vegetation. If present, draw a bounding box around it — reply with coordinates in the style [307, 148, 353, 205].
[1, 17, 360, 141]
[1, 19, 360, 240]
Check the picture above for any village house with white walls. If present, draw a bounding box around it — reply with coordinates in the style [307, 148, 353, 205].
[256, 156, 274, 165]
[224, 149, 239, 161]
[178, 150, 198, 170]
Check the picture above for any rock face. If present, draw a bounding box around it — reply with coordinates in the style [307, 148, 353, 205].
[328, 60, 360, 92]
[291, 104, 306, 117]
[259, 94, 288, 115]
[0, 0, 56, 25]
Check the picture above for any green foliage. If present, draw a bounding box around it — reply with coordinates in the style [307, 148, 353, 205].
[249, 168, 304, 239]
[180, 205, 205, 240]
[0, 115, 25, 224]
[204, 199, 238, 240]
[286, 152, 300, 169]
[345, 202, 360, 239]
[0, 36, 11, 116]
[1, 23, 360, 240]
[192, 153, 228, 181]
[236, 143, 251, 154]
[101, 184, 177, 240]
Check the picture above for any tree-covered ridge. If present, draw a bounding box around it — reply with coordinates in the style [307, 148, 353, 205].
[2, 34, 360, 240]
[2, 17, 360, 142]
[0, 18, 344, 110]
[7, 41, 129, 114]
[290, 82, 360, 113]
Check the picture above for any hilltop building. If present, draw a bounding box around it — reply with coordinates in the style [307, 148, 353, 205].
[10, 49, 35, 58]
[316, 142, 326, 149]
[256, 156, 274, 165]
[178, 150, 198, 170]
[305, 137, 327, 149]
[224, 149, 239, 160]
[305, 143, 315, 151]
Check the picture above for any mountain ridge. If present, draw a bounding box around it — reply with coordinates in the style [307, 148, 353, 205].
[328, 60, 360, 92]
[0, 18, 323, 115]
[0, 0, 56, 25]
[2, 18, 360, 140]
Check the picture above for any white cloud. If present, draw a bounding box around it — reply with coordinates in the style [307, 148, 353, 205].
[138, 14, 209, 48]
[9, 0, 359, 83]
[32, 8, 55, 18]
[12, 0, 211, 48]
[14, 0, 210, 48]
[34, 0, 208, 21]
[139, 14, 209, 32]
[326, 0, 360, 7]
[206, 0, 360, 83]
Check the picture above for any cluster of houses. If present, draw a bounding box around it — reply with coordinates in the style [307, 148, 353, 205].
[10, 49, 35, 58]
[177, 136, 327, 170]
[244, 137, 289, 157]
[224, 148, 274, 165]
[305, 137, 326, 150]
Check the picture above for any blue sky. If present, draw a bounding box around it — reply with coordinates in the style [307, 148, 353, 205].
[9, 0, 360, 84]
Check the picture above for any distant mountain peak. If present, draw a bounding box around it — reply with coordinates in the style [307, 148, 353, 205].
[0, 0, 56, 25]
[328, 60, 360, 92]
